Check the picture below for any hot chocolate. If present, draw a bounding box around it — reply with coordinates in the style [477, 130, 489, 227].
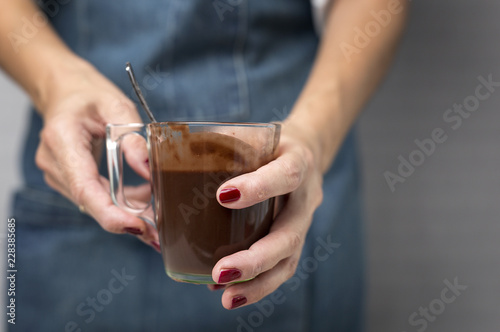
[149, 126, 274, 281]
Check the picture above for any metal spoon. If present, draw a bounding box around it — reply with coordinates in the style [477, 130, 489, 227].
[125, 62, 157, 123]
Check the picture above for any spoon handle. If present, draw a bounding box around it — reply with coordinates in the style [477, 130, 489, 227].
[126, 62, 157, 123]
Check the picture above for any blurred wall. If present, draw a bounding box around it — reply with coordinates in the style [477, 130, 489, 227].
[0, 73, 28, 332]
[360, 0, 500, 331]
[1, 0, 499, 331]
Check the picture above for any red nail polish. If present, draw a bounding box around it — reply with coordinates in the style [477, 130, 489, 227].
[219, 188, 241, 203]
[218, 269, 242, 284]
[151, 241, 161, 253]
[124, 227, 143, 235]
[145, 159, 149, 166]
[231, 296, 247, 309]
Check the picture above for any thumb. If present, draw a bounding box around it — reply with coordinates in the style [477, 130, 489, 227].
[106, 97, 149, 179]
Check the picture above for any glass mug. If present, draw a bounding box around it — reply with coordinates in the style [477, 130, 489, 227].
[106, 122, 281, 283]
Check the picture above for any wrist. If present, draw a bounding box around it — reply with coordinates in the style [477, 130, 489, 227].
[285, 96, 346, 173]
[32, 53, 95, 115]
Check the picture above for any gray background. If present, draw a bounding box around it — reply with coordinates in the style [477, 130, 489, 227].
[360, 0, 500, 331]
[1, 0, 499, 331]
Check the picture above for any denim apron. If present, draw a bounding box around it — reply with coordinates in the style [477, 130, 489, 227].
[11, 1, 364, 331]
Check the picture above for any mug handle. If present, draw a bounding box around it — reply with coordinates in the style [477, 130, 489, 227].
[106, 123, 155, 227]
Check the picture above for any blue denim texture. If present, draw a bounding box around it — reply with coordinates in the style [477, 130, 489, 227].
[11, 1, 364, 331]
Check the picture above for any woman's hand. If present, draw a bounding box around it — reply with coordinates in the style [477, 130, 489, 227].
[34, 59, 160, 251]
[208, 0, 409, 307]
[212, 121, 324, 309]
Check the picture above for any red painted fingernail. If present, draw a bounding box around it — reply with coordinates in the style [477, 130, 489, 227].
[124, 227, 143, 235]
[219, 188, 241, 203]
[231, 296, 247, 309]
[145, 159, 149, 166]
[218, 269, 242, 284]
[151, 241, 161, 253]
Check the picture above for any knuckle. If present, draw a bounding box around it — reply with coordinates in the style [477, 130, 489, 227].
[39, 126, 52, 144]
[287, 230, 303, 252]
[302, 145, 316, 170]
[68, 179, 86, 206]
[245, 175, 270, 202]
[284, 257, 300, 281]
[278, 158, 302, 191]
[43, 174, 56, 190]
[314, 186, 324, 208]
[40, 121, 64, 146]
[34, 148, 46, 171]
[250, 252, 266, 277]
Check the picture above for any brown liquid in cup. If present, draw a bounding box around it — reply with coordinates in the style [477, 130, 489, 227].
[150, 125, 274, 279]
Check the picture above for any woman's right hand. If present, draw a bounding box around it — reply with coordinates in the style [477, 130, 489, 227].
[34, 58, 160, 251]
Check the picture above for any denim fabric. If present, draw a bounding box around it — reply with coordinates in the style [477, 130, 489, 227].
[12, 1, 364, 331]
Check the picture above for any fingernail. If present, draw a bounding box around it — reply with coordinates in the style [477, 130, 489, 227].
[145, 159, 149, 167]
[219, 188, 241, 203]
[231, 295, 247, 309]
[218, 269, 242, 284]
[124, 227, 143, 235]
[151, 241, 161, 253]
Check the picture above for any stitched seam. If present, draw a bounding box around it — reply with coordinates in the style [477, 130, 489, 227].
[233, 0, 250, 119]
[17, 187, 77, 210]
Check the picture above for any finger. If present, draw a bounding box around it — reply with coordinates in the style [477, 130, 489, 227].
[43, 165, 160, 251]
[122, 134, 150, 180]
[212, 188, 315, 284]
[97, 178, 160, 252]
[46, 129, 157, 241]
[37, 136, 91, 207]
[77, 175, 140, 233]
[216, 145, 310, 209]
[123, 183, 152, 206]
[104, 98, 149, 180]
[135, 217, 161, 253]
[212, 227, 302, 285]
[36, 143, 75, 199]
[77, 176, 159, 239]
[220, 254, 300, 310]
[43, 172, 72, 200]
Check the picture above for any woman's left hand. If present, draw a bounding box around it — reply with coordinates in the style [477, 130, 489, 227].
[208, 0, 410, 310]
[210, 121, 324, 310]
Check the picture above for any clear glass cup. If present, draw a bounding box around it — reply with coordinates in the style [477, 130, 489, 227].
[106, 122, 281, 283]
